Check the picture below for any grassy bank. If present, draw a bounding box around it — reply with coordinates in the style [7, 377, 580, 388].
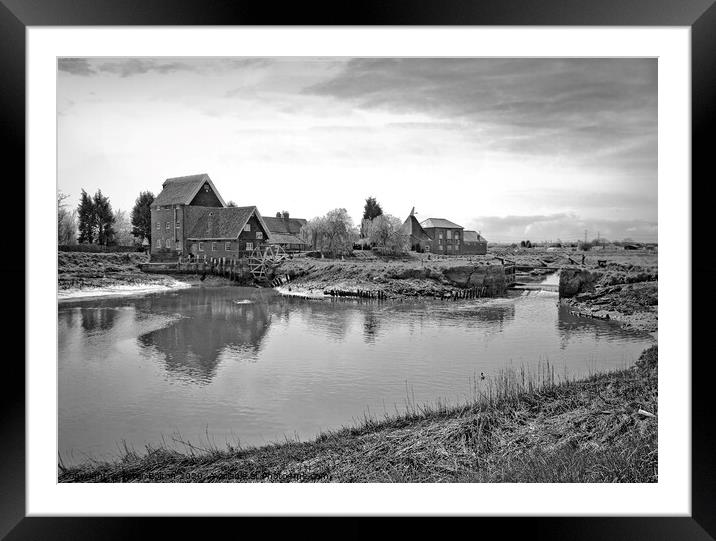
[59, 346, 657, 483]
[278, 252, 508, 299]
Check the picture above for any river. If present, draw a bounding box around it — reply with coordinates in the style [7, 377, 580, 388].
[58, 277, 654, 464]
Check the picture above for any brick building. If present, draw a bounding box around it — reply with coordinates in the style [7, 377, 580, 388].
[419, 218, 465, 255]
[462, 230, 488, 255]
[150, 173, 271, 261]
[263, 211, 308, 252]
[400, 212, 488, 255]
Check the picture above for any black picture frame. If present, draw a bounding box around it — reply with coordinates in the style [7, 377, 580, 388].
[5, 0, 709, 538]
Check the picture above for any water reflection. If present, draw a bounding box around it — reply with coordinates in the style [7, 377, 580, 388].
[137, 289, 276, 384]
[58, 285, 655, 463]
[79, 307, 118, 333]
[555, 303, 645, 349]
[130, 291, 523, 383]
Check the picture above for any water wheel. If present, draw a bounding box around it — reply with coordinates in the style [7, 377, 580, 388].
[248, 245, 288, 280]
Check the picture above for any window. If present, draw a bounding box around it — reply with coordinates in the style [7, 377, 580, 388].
[156, 222, 160, 230]
[439, 232, 443, 240]
[245, 242, 253, 251]
[256, 231, 263, 240]
[198, 242, 204, 252]
[166, 222, 170, 230]
[156, 239, 161, 248]
[166, 239, 171, 249]
[447, 230, 452, 240]
[244, 223, 251, 232]
[176, 241, 181, 250]
[212, 242, 217, 251]
[447, 245, 452, 251]
[176, 221, 180, 228]
[225, 242, 232, 251]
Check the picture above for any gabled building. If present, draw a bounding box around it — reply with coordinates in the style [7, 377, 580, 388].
[462, 230, 488, 255]
[263, 211, 308, 252]
[420, 218, 464, 255]
[150, 173, 270, 261]
[400, 213, 432, 253]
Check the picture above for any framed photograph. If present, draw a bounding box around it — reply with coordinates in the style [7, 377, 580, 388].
[6, 0, 710, 538]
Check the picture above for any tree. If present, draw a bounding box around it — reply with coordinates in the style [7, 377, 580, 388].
[300, 208, 358, 257]
[131, 191, 154, 245]
[363, 214, 408, 253]
[58, 191, 77, 245]
[77, 189, 96, 244]
[93, 189, 116, 246]
[361, 196, 383, 237]
[226, 200, 237, 207]
[113, 209, 134, 246]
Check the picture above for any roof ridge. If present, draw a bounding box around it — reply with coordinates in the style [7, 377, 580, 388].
[165, 173, 208, 182]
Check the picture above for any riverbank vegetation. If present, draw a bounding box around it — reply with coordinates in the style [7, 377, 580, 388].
[59, 346, 657, 483]
[57, 251, 183, 292]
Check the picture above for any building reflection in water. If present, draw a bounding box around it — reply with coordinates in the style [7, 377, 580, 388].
[65, 288, 524, 385]
[78, 307, 118, 333]
[137, 288, 277, 384]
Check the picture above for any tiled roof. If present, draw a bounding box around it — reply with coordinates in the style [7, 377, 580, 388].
[268, 232, 306, 246]
[263, 216, 308, 235]
[400, 215, 432, 240]
[420, 218, 463, 230]
[463, 230, 487, 242]
[154, 173, 226, 207]
[186, 206, 266, 240]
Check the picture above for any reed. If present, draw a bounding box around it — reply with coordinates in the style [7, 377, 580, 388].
[59, 346, 657, 483]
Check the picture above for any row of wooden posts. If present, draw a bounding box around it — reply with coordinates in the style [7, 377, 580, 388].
[569, 310, 611, 321]
[177, 257, 249, 281]
[443, 285, 489, 300]
[270, 274, 293, 287]
[321, 285, 490, 301]
[324, 289, 388, 300]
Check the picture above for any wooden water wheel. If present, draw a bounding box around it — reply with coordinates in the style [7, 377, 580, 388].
[248, 245, 288, 280]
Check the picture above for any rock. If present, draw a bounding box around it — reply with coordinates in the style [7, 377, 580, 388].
[559, 269, 602, 298]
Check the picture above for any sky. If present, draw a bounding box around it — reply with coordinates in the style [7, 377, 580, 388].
[57, 57, 657, 243]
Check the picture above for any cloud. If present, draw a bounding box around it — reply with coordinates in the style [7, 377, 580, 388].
[58, 58, 199, 77]
[57, 58, 95, 76]
[305, 58, 657, 174]
[469, 213, 657, 242]
[58, 57, 275, 78]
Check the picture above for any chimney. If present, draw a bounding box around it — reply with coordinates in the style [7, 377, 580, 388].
[282, 211, 289, 221]
[276, 212, 282, 218]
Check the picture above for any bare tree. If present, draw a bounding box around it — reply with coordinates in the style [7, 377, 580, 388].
[57, 191, 77, 245]
[113, 209, 134, 246]
[300, 209, 358, 257]
[363, 214, 409, 253]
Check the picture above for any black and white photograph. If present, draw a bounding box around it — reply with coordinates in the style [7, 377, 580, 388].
[55, 56, 659, 483]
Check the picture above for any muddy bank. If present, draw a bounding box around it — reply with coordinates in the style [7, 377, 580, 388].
[58, 252, 235, 298]
[559, 265, 658, 332]
[275, 256, 507, 300]
[59, 346, 658, 483]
